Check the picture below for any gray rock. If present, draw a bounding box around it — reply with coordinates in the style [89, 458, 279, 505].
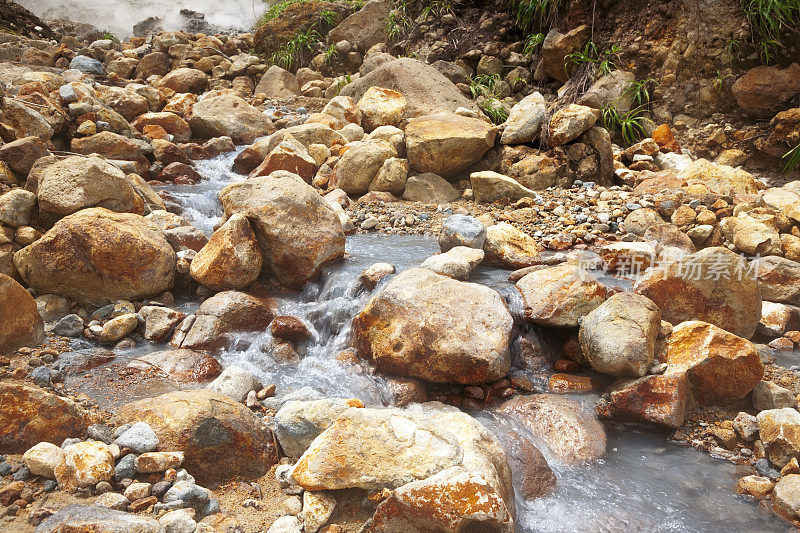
[402, 173, 459, 203]
[752, 380, 796, 411]
[87, 424, 114, 444]
[30, 366, 51, 387]
[274, 398, 359, 459]
[501, 92, 546, 145]
[35, 504, 158, 532]
[53, 314, 85, 337]
[163, 480, 210, 510]
[114, 454, 136, 481]
[206, 365, 262, 403]
[70, 55, 105, 76]
[114, 422, 159, 454]
[439, 215, 486, 252]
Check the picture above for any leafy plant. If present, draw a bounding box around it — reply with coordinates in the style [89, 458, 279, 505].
[101, 30, 121, 44]
[480, 99, 510, 125]
[269, 27, 322, 71]
[257, 0, 303, 26]
[421, 0, 455, 20]
[387, 1, 412, 40]
[514, 0, 563, 32]
[625, 78, 655, 107]
[323, 44, 338, 63]
[565, 41, 621, 79]
[522, 32, 545, 56]
[319, 9, 341, 26]
[334, 74, 353, 95]
[469, 74, 502, 99]
[726, 39, 743, 61]
[783, 143, 800, 174]
[740, 0, 800, 63]
[712, 70, 735, 92]
[602, 105, 650, 145]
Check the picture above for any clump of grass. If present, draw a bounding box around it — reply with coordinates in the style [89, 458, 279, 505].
[740, 0, 800, 63]
[101, 30, 121, 44]
[565, 41, 621, 79]
[783, 143, 800, 174]
[602, 105, 650, 145]
[522, 32, 545, 55]
[480, 99, 510, 125]
[625, 78, 655, 107]
[269, 27, 322, 71]
[421, 0, 455, 20]
[386, 1, 412, 41]
[469, 74, 502, 99]
[514, 0, 563, 32]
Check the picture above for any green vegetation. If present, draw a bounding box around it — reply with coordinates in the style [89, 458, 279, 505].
[625, 78, 655, 107]
[468, 74, 509, 125]
[783, 143, 800, 174]
[513, 0, 564, 32]
[712, 70, 735, 92]
[469, 74, 502, 99]
[323, 43, 338, 63]
[387, 1, 412, 40]
[565, 41, 621, 79]
[480, 99, 510, 125]
[602, 105, 650, 145]
[740, 0, 800, 63]
[101, 30, 121, 44]
[421, 0, 455, 20]
[269, 27, 322, 71]
[522, 32, 545, 55]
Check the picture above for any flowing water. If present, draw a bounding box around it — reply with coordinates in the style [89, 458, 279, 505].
[60, 145, 791, 531]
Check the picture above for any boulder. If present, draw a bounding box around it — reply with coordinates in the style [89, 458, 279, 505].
[206, 365, 262, 403]
[190, 213, 263, 291]
[500, 92, 546, 145]
[189, 93, 275, 144]
[23, 441, 64, 479]
[220, 172, 344, 288]
[357, 86, 407, 132]
[579, 293, 661, 377]
[13, 208, 176, 306]
[541, 25, 590, 82]
[333, 140, 397, 194]
[0, 273, 43, 354]
[664, 321, 763, 405]
[419, 246, 484, 280]
[755, 256, 800, 305]
[0, 136, 49, 175]
[548, 104, 599, 146]
[32, 155, 144, 219]
[35, 505, 159, 533]
[732, 63, 800, 117]
[172, 290, 276, 351]
[622, 208, 663, 236]
[483, 222, 542, 269]
[471, 171, 535, 204]
[127, 349, 221, 383]
[497, 394, 606, 465]
[369, 157, 409, 196]
[274, 398, 365, 459]
[322, 96, 361, 126]
[633, 247, 762, 339]
[328, 0, 393, 51]
[0, 98, 53, 142]
[773, 474, 800, 519]
[55, 440, 114, 489]
[439, 214, 486, 251]
[577, 70, 637, 114]
[155, 67, 208, 93]
[71, 131, 146, 161]
[132, 112, 192, 143]
[752, 380, 795, 411]
[517, 264, 610, 327]
[757, 408, 800, 468]
[720, 215, 782, 256]
[0, 383, 92, 452]
[405, 113, 497, 178]
[677, 159, 758, 196]
[254, 65, 301, 98]
[113, 389, 278, 484]
[249, 133, 317, 183]
[340, 58, 475, 122]
[352, 268, 513, 384]
[402, 173, 459, 202]
[599, 373, 690, 429]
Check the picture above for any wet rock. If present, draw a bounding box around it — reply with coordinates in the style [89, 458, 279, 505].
[359, 262, 395, 290]
[753, 380, 795, 411]
[113, 389, 277, 485]
[190, 213, 262, 291]
[270, 316, 310, 343]
[0, 273, 43, 354]
[172, 291, 275, 351]
[23, 442, 64, 479]
[36, 504, 159, 532]
[498, 394, 606, 466]
[357, 86, 407, 132]
[483, 222, 543, 269]
[274, 398, 365, 459]
[419, 246, 484, 280]
[548, 104, 599, 146]
[402, 173, 459, 203]
[517, 264, 610, 327]
[55, 441, 114, 490]
[735, 475, 774, 499]
[471, 171, 536, 204]
[579, 293, 661, 377]
[139, 306, 186, 342]
[501, 92, 546, 145]
[0, 383, 92, 453]
[405, 113, 497, 178]
[439, 215, 486, 251]
[664, 321, 763, 405]
[599, 373, 690, 428]
[128, 349, 221, 383]
[207, 366, 262, 403]
[220, 171, 344, 289]
[353, 268, 512, 384]
[773, 474, 800, 518]
[633, 247, 762, 339]
[189, 93, 275, 144]
[99, 313, 138, 344]
[14, 208, 176, 306]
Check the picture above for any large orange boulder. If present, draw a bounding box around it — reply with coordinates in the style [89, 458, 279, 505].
[190, 213, 263, 291]
[0, 273, 43, 354]
[664, 321, 763, 405]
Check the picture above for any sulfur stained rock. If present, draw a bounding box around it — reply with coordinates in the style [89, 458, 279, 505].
[190, 213, 263, 291]
[598, 373, 691, 428]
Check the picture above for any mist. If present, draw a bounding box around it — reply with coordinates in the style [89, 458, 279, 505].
[19, 0, 272, 37]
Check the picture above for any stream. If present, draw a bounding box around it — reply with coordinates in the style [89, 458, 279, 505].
[72, 146, 792, 532]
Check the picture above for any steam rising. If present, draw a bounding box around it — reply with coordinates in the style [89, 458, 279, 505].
[19, 0, 271, 37]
